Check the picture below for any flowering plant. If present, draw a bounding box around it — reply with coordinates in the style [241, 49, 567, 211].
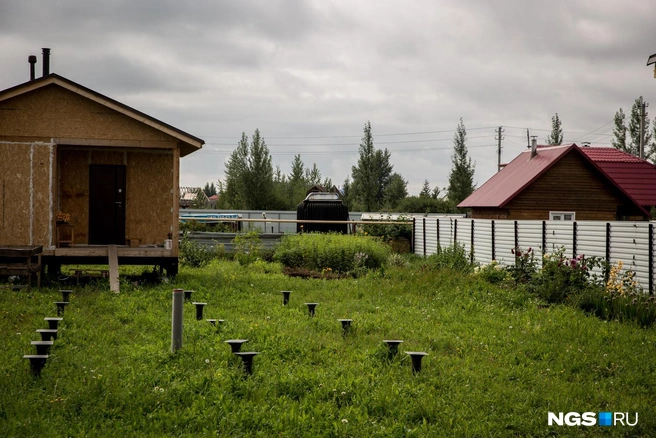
[56, 211, 71, 224]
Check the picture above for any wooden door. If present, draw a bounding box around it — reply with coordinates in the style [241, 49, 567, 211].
[89, 165, 126, 245]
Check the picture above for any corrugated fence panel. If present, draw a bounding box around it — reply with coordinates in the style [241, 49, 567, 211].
[474, 220, 493, 264]
[610, 222, 651, 290]
[411, 218, 654, 293]
[517, 220, 544, 269]
[495, 220, 516, 266]
[575, 221, 609, 280]
[545, 221, 574, 256]
[414, 217, 425, 256]
[424, 219, 438, 255]
[438, 218, 454, 250]
[456, 219, 473, 257]
[575, 221, 608, 260]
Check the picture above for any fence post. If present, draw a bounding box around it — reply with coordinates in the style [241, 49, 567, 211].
[514, 221, 519, 264]
[171, 289, 184, 353]
[605, 222, 611, 283]
[411, 217, 416, 254]
[572, 221, 577, 258]
[541, 220, 547, 256]
[470, 220, 475, 263]
[650, 223, 654, 295]
[422, 217, 426, 257]
[491, 220, 496, 261]
[436, 218, 440, 253]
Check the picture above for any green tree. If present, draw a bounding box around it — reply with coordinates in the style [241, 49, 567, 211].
[288, 154, 308, 207]
[383, 173, 408, 209]
[614, 98, 654, 161]
[351, 121, 393, 212]
[221, 130, 275, 210]
[546, 113, 563, 145]
[222, 133, 249, 208]
[629, 97, 652, 160]
[341, 177, 354, 210]
[202, 182, 217, 197]
[447, 118, 475, 207]
[612, 108, 627, 152]
[395, 196, 456, 214]
[242, 129, 274, 209]
[305, 163, 322, 186]
[419, 180, 431, 198]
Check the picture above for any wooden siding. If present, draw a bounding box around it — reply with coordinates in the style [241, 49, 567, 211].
[471, 152, 647, 220]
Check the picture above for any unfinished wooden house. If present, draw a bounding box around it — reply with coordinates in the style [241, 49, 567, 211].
[0, 52, 203, 277]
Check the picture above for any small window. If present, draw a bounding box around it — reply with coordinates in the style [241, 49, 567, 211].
[550, 211, 575, 221]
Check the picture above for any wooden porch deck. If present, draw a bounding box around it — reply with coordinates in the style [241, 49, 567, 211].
[43, 245, 174, 257]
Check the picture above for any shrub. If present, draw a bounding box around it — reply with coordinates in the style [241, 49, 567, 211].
[528, 249, 604, 304]
[274, 233, 390, 277]
[507, 247, 538, 284]
[232, 231, 264, 265]
[424, 243, 473, 273]
[473, 260, 508, 284]
[361, 215, 412, 242]
[179, 234, 215, 268]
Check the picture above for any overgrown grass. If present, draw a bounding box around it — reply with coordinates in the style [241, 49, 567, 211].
[274, 233, 390, 276]
[1, 260, 655, 436]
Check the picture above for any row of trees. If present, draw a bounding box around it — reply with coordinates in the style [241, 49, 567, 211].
[210, 121, 476, 213]
[612, 96, 656, 161]
[545, 97, 656, 163]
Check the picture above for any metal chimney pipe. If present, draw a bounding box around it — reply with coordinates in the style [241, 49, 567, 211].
[42, 48, 51, 76]
[530, 136, 538, 158]
[28, 55, 37, 80]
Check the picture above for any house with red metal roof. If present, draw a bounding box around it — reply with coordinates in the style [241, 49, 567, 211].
[458, 143, 656, 221]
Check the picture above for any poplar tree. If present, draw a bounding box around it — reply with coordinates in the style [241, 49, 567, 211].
[447, 118, 475, 206]
[546, 113, 563, 145]
[612, 108, 627, 152]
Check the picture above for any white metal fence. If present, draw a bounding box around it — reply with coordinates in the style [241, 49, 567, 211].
[412, 217, 655, 293]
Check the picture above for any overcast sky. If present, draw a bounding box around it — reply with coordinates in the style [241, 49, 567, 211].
[2, 0, 655, 197]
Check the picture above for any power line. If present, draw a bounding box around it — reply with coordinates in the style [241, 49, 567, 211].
[196, 143, 499, 156]
[203, 134, 495, 147]
[199, 126, 498, 139]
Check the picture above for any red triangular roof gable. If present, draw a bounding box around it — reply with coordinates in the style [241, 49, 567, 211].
[458, 144, 651, 216]
[580, 147, 656, 206]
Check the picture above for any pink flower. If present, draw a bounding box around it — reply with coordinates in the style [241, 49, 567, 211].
[570, 259, 577, 268]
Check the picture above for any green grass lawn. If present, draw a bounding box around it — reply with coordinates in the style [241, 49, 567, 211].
[1, 260, 655, 437]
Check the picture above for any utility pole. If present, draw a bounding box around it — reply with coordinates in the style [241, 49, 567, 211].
[526, 129, 530, 149]
[495, 126, 505, 172]
[639, 102, 648, 160]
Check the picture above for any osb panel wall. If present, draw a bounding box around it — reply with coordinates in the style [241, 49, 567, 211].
[32, 144, 53, 246]
[59, 149, 90, 243]
[126, 151, 173, 245]
[0, 142, 53, 246]
[0, 85, 175, 143]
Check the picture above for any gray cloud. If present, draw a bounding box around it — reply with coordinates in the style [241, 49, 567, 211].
[1, 0, 655, 197]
